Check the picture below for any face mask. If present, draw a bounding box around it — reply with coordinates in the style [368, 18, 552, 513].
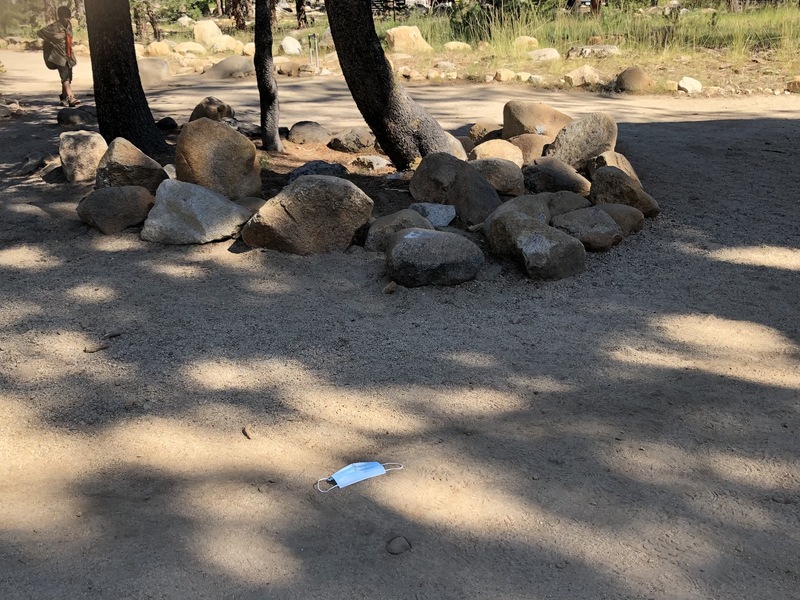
[316, 462, 403, 492]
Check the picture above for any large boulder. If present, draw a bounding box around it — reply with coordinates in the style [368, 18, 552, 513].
[595, 203, 645, 236]
[194, 20, 223, 47]
[206, 55, 255, 79]
[59, 131, 108, 183]
[189, 96, 235, 122]
[175, 117, 262, 200]
[482, 195, 550, 239]
[586, 151, 640, 184]
[141, 179, 251, 244]
[551, 207, 623, 252]
[385, 228, 484, 287]
[544, 112, 617, 171]
[146, 41, 171, 57]
[522, 157, 591, 196]
[95, 138, 169, 194]
[678, 76, 702, 94]
[137, 58, 170, 88]
[56, 106, 97, 126]
[484, 208, 585, 280]
[409, 153, 502, 226]
[565, 65, 602, 87]
[175, 41, 207, 55]
[210, 35, 243, 54]
[616, 66, 654, 92]
[280, 36, 302, 56]
[287, 160, 348, 183]
[328, 127, 376, 153]
[469, 121, 502, 144]
[385, 26, 433, 53]
[502, 101, 572, 140]
[508, 133, 550, 164]
[545, 190, 591, 218]
[77, 186, 154, 235]
[288, 121, 331, 146]
[468, 139, 524, 167]
[241, 175, 373, 254]
[589, 166, 660, 217]
[365, 209, 434, 252]
[469, 158, 526, 197]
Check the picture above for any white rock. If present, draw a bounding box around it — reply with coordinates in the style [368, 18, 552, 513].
[678, 76, 702, 94]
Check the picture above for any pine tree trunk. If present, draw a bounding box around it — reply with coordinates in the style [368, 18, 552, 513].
[84, 0, 167, 157]
[231, 0, 247, 29]
[296, 0, 308, 27]
[324, 0, 451, 170]
[255, 0, 283, 152]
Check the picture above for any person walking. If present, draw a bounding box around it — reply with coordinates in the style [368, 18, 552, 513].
[37, 6, 80, 107]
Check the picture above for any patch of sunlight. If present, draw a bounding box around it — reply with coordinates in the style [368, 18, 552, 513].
[242, 279, 295, 295]
[90, 235, 146, 252]
[65, 283, 119, 302]
[610, 315, 800, 389]
[0, 300, 42, 327]
[710, 245, 800, 272]
[507, 374, 574, 394]
[145, 262, 212, 280]
[701, 450, 799, 491]
[7, 203, 44, 215]
[184, 358, 317, 391]
[446, 351, 499, 368]
[0, 244, 63, 270]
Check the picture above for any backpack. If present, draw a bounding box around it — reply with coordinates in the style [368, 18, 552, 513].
[43, 40, 58, 70]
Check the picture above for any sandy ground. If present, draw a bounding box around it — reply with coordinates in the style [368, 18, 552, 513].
[1, 49, 799, 600]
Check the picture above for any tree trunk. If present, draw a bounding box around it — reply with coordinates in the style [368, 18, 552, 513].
[133, 4, 147, 42]
[296, 0, 308, 28]
[324, 0, 451, 170]
[72, 0, 86, 26]
[145, 1, 161, 40]
[255, 0, 283, 152]
[44, 0, 59, 23]
[84, 0, 167, 157]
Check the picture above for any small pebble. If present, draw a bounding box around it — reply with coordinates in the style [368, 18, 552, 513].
[386, 535, 411, 555]
[103, 329, 124, 339]
[383, 281, 398, 294]
[242, 424, 255, 439]
[84, 342, 110, 353]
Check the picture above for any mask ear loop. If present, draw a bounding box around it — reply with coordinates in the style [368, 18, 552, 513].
[382, 463, 403, 471]
[315, 478, 338, 493]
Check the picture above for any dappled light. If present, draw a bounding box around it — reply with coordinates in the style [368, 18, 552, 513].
[709, 245, 800, 272]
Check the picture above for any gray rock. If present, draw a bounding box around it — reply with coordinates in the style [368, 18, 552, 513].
[228, 119, 262, 138]
[590, 166, 660, 217]
[241, 175, 373, 255]
[595, 203, 645, 236]
[483, 194, 550, 239]
[551, 207, 623, 252]
[189, 96, 235, 122]
[566, 45, 620, 59]
[137, 58, 170, 88]
[0, 105, 11, 119]
[522, 157, 591, 196]
[328, 127, 376, 153]
[175, 117, 262, 200]
[352, 155, 391, 170]
[409, 153, 501, 226]
[469, 158, 526, 196]
[386, 536, 412, 555]
[544, 112, 618, 171]
[502, 101, 572, 141]
[163, 164, 177, 179]
[527, 48, 561, 61]
[408, 202, 456, 227]
[365, 209, 434, 252]
[586, 151, 640, 184]
[545, 190, 592, 218]
[287, 160, 348, 183]
[385, 228, 485, 287]
[141, 179, 251, 244]
[444, 132, 468, 161]
[616, 66, 654, 92]
[57, 106, 97, 126]
[77, 186, 154, 234]
[485, 210, 586, 280]
[288, 121, 331, 146]
[206, 55, 255, 79]
[59, 131, 108, 182]
[95, 137, 169, 194]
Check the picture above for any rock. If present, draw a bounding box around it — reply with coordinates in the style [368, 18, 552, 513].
[385, 26, 433, 53]
[56, 106, 97, 126]
[508, 133, 550, 164]
[241, 175, 373, 255]
[288, 121, 331, 146]
[787, 77, 800, 93]
[443, 41, 470, 52]
[426, 69, 441, 80]
[502, 101, 572, 140]
[484, 209, 585, 280]
[189, 96, 235, 122]
[280, 36, 302, 56]
[59, 131, 108, 182]
[210, 35, 243, 54]
[678, 76, 702, 94]
[77, 186, 155, 234]
[586, 151, 640, 184]
[194, 20, 223, 47]
[328, 127, 376, 153]
[0, 104, 10, 119]
[590, 166, 660, 217]
[516, 71, 533, 82]
[385, 228, 484, 287]
[243, 42, 256, 57]
[177, 15, 195, 27]
[469, 140, 524, 167]
[616, 66, 654, 92]
[551, 207, 623, 252]
[95, 138, 169, 194]
[545, 190, 591, 218]
[409, 153, 502, 226]
[566, 45, 620, 59]
[156, 116, 179, 131]
[494, 68, 516, 82]
[469, 158, 526, 196]
[544, 112, 617, 171]
[565, 65, 602, 87]
[409, 202, 456, 227]
[206, 55, 255, 78]
[147, 41, 171, 56]
[595, 203, 645, 236]
[513, 36, 539, 50]
[141, 179, 251, 244]
[287, 160, 349, 183]
[320, 28, 335, 50]
[468, 122, 502, 144]
[164, 164, 177, 179]
[234, 196, 267, 216]
[456, 136, 474, 155]
[365, 209, 434, 252]
[175, 41, 207, 55]
[13, 152, 46, 176]
[522, 157, 591, 196]
[443, 132, 468, 161]
[137, 58, 170, 88]
[175, 117, 262, 200]
[352, 155, 390, 170]
[483, 195, 550, 239]
[527, 48, 561, 61]
[386, 536, 412, 555]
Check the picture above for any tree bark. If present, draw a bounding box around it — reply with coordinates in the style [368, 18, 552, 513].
[84, 0, 167, 156]
[72, 0, 86, 26]
[255, 0, 283, 151]
[231, 0, 247, 29]
[296, 0, 308, 28]
[324, 0, 451, 170]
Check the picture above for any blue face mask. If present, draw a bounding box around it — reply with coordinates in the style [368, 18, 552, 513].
[316, 462, 403, 492]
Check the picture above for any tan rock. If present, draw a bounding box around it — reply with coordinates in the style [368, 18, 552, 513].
[147, 41, 171, 57]
[385, 26, 433, 53]
[502, 101, 572, 140]
[513, 36, 539, 50]
[469, 139, 524, 167]
[443, 41, 471, 52]
[494, 69, 516, 82]
[509, 133, 550, 164]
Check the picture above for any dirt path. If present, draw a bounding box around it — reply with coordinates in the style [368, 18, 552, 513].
[1, 49, 799, 600]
